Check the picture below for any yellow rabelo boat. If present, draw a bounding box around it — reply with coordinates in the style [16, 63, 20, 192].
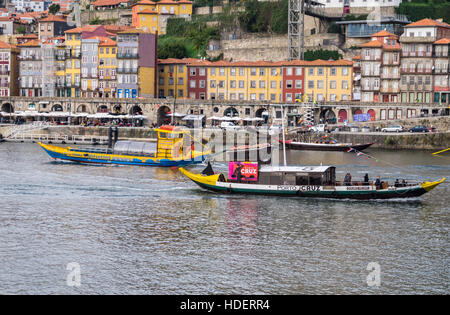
[179, 163, 445, 200]
[38, 125, 210, 167]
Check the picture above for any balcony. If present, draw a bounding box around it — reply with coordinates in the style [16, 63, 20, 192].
[380, 73, 400, 79]
[362, 55, 381, 61]
[435, 52, 449, 58]
[433, 68, 450, 74]
[402, 51, 432, 57]
[400, 35, 436, 43]
[361, 85, 380, 92]
[400, 68, 432, 74]
[401, 83, 432, 91]
[0, 83, 9, 88]
[117, 68, 138, 74]
[19, 55, 41, 61]
[380, 87, 400, 93]
[117, 53, 139, 59]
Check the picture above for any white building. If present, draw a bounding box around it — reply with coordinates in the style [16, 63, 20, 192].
[316, 0, 402, 8]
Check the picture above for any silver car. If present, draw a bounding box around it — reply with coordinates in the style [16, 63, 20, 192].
[381, 125, 403, 133]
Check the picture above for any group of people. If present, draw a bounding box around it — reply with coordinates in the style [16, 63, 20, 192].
[343, 173, 408, 189]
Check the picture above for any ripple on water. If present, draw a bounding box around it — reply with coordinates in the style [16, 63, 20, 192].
[0, 143, 448, 294]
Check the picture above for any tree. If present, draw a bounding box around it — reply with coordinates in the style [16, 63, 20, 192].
[16, 26, 26, 35]
[49, 4, 60, 15]
[158, 39, 188, 59]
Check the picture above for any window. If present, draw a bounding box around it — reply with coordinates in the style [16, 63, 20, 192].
[219, 68, 225, 76]
[190, 80, 196, 88]
[308, 81, 314, 88]
[308, 68, 314, 75]
[190, 68, 196, 76]
[286, 80, 293, 89]
[271, 68, 277, 76]
[342, 80, 348, 89]
[271, 81, 277, 89]
[199, 68, 205, 76]
[259, 68, 265, 76]
[317, 80, 324, 89]
[210, 68, 216, 76]
[286, 93, 292, 102]
[295, 80, 302, 89]
[295, 67, 302, 76]
[230, 80, 236, 88]
[330, 81, 336, 89]
[239, 81, 244, 88]
[210, 80, 216, 88]
[250, 68, 256, 76]
[239, 68, 245, 76]
[230, 68, 236, 76]
[286, 68, 293, 75]
[342, 68, 348, 76]
[250, 81, 256, 88]
[330, 68, 336, 76]
[318, 68, 324, 75]
[259, 81, 265, 88]
[259, 93, 265, 101]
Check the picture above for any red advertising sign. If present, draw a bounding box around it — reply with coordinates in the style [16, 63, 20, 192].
[228, 162, 258, 181]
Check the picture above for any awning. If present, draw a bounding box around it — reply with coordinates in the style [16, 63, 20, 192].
[169, 112, 186, 117]
[182, 115, 205, 121]
[242, 117, 264, 121]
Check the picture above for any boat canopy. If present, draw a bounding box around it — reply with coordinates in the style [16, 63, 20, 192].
[113, 141, 156, 155]
[259, 165, 333, 173]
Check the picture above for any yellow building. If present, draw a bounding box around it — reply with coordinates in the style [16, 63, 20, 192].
[303, 60, 353, 102]
[157, 58, 189, 99]
[97, 37, 117, 98]
[64, 27, 87, 97]
[132, 0, 193, 35]
[205, 61, 283, 102]
[55, 39, 67, 97]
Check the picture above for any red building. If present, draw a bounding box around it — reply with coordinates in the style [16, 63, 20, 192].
[282, 60, 305, 103]
[187, 60, 209, 100]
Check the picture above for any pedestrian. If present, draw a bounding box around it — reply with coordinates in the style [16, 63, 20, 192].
[364, 173, 370, 185]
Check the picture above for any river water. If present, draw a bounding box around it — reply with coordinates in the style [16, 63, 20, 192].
[0, 142, 448, 294]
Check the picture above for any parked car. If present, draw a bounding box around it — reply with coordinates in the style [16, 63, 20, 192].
[381, 125, 404, 133]
[220, 121, 240, 130]
[408, 125, 429, 133]
[361, 126, 371, 133]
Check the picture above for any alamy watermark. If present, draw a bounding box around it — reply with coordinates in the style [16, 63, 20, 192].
[66, 262, 81, 287]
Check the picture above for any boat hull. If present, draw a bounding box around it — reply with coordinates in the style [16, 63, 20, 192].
[284, 141, 374, 152]
[39, 142, 207, 167]
[179, 168, 445, 200]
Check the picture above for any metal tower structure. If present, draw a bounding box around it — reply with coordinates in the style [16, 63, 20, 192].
[288, 0, 305, 61]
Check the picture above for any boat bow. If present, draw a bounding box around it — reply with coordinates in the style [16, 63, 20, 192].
[421, 178, 446, 192]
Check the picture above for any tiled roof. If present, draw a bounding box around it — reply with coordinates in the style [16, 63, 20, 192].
[86, 36, 117, 46]
[65, 25, 102, 34]
[434, 38, 450, 44]
[406, 18, 450, 28]
[371, 30, 396, 37]
[158, 58, 353, 67]
[92, 0, 129, 6]
[133, 0, 156, 5]
[157, 0, 178, 4]
[0, 41, 15, 49]
[17, 39, 41, 47]
[352, 55, 361, 60]
[359, 40, 383, 48]
[40, 15, 67, 23]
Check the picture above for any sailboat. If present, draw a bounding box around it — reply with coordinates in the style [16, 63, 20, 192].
[179, 106, 445, 200]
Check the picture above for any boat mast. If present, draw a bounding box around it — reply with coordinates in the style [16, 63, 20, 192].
[280, 104, 287, 167]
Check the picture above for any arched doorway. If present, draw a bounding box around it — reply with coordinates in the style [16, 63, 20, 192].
[1, 103, 14, 113]
[224, 107, 239, 117]
[51, 104, 63, 112]
[368, 109, 376, 121]
[77, 105, 87, 113]
[113, 105, 123, 114]
[338, 109, 347, 123]
[255, 108, 267, 118]
[354, 109, 363, 115]
[130, 105, 143, 115]
[97, 105, 108, 113]
[319, 109, 336, 124]
[157, 105, 171, 126]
